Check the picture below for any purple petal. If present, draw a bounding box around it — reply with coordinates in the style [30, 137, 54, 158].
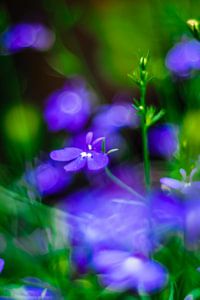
[64, 157, 86, 172]
[93, 250, 129, 271]
[86, 132, 93, 145]
[0, 258, 4, 273]
[160, 177, 185, 191]
[92, 137, 105, 146]
[50, 147, 82, 162]
[87, 151, 109, 170]
[100, 274, 133, 291]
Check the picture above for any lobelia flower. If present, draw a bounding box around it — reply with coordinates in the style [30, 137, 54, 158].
[0, 258, 4, 273]
[0, 23, 55, 54]
[50, 132, 109, 172]
[92, 250, 168, 293]
[92, 103, 139, 133]
[44, 79, 95, 132]
[165, 39, 200, 77]
[149, 191, 184, 241]
[26, 161, 72, 196]
[59, 187, 152, 273]
[160, 168, 200, 194]
[7, 285, 60, 300]
[91, 103, 139, 155]
[148, 123, 178, 159]
[3, 277, 61, 299]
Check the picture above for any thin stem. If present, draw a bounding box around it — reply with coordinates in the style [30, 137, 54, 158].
[105, 167, 144, 201]
[140, 83, 151, 192]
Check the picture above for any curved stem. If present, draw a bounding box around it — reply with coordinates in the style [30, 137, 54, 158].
[105, 167, 145, 201]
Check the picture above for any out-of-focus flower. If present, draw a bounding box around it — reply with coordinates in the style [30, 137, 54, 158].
[0, 258, 4, 273]
[148, 124, 178, 159]
[26, 161, 72, 196]
[7, 278, 61, 299]
[50, 132, 109, 172]
[90, 103, 138, 156]
[165, 39, 200, 77]
[92, 250, 168, 293]
[184, 196, 200, 246]
[61, 187, 151, 260]
[44, 79, 95, 132]
[150, 191, 184, 240]
[0, 23, 55, 53]
[92, 103, 139, 134]
[160, 168, 200, 194]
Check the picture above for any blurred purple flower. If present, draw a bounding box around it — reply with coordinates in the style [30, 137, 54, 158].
[0, 258, 4, 273]
[92, 103, 139, 134]
[0, 23, 55, 53]
[92, 250, 168, 293]
[62, 187, 152, 256]
[8, 281, 60, 299]
[44, 79, 95, 132]
[184, 195, 200, 246]
[148, 124, 178, 159]
[50, 132, 109, 172]
[27, 161, 72, 196]
[160, 168, 200, 194]
[165, 39, 200, 77]
[150, 191, 184, 241]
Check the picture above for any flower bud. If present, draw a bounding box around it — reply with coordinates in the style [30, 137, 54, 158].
[140, 56, 148, 71]
[187, 19, 200, 40]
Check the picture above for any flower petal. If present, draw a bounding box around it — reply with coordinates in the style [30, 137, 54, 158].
[64, 157, 86, 172]
[160, 177, 185, 191]
[93, 250, 129, 271]
[86, 132, 93, 145]
[87, 151, 109, 170]
[50, 147, 82, 162]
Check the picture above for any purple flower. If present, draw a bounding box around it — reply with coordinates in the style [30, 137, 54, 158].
[61, 187, 152, 258]
[3, 277, 61, 299]
[150, 191, 184, 241]
[44, 79, 95, 132]
[8, 284, 59, 299]
[0, 258, 4, 273]
[92, 250, 168, 293]
[148, 124, 178, 159]
[50, 132, 109, 172]
[26, 161, 72, 196]
[165, 39, 200, 77]
[160, 168, 200, 194]
[92, 103, 139, 134]
[0, 23, 55, 54]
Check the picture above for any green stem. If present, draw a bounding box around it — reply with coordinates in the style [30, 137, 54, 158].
[105, 167, 144, 201]
[140, 83, 151, 192]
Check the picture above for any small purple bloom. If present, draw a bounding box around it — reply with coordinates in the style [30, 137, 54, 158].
[150, 191, 184, 241]
[165, 39, 200, 77]
[50, 132, 109, 172]
[1, 23, 55, 53]
[148, 124, 178, 159]
[4, 277, 61, 299]
[184, 198, 200, 246]
[92, 250, 168, 293]
[61, 187, 152, 258]
[44, 79, 95, 132]
[9, 285, 59, 299]
[160, 168, 200, 194]
[92, 103, 139, 134]
[26, 161, 72, 196]
[0, 258, 4, 273]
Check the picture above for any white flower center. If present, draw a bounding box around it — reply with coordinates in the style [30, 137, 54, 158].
[81, 151, 92, 158]
[88, 144, 92, 150]
[123, 257, 143, 273]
